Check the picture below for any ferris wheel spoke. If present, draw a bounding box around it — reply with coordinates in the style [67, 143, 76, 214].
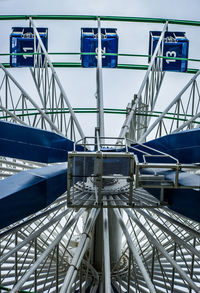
[125, 208, 200, 292]
[0, 103, 27, 125]
[0, 206, 72, 267]
[112, 205, 156, 293]
[0, 15, 200, 293]
[136, 209, 200, 260]
[150, 208, 200, 238]
[139, 69, 200, 142]
[102, 205, 111, 293]
[118, 22, 168, 143]
[0, 157, 45, 180]
[30, 64, 78, 140]
[60, 208, 99, 293]
[0, 197, 66, 239]
[0, 63, 62, 134]
[30, 18, 85, 140]
[8, 208, 85, 293]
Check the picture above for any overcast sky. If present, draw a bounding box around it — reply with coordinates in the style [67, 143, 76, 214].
[0, 0, 200, 20]
[0, 0, 200, 138]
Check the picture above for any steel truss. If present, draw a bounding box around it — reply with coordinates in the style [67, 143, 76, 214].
[0, 191, 200, 292]
[139, 69, 200, 142]
[0, 18, 85, 141]
[118, 22, 167, 143]
[0, 15, 200, 293]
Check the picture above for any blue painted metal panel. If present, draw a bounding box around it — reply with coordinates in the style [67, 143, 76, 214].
[145, 170, 200, 222]
[10, 27, 48, 67]
[149, 31, 189, 72]
[0, 122, 199, 227]
[3, 122, 197, 166]
[163, 170, 200, 187]
[0, 121, 84, 163]
[164, 188, 200, 222]
[162, 171, 200, 222]
[81, 28, 118, 68]
[102, 129, 200, 221]
[0, 163, 67, 229]
[101, 128, 200, 164]
[132, 128, 200, 164]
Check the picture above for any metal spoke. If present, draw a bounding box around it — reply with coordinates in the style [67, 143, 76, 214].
[0, 15, 200, 293]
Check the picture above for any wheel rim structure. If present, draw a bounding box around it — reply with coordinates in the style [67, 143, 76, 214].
[0, 15, 200, 293]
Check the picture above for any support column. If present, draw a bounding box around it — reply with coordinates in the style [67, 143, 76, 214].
[92, 17, 122, 282]
[96, 17, 105, 140]
[92, 209, 122, 272]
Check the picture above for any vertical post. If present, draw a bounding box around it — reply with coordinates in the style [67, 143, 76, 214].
[97, 153, 103, 205]
[189, 237, 196, 293]
[96, 17, 105, 142]
[34, 238, 37, 292]
[191, 80, 196, 129]
[79, 262, 83, 293]
[151, 247, 155, 281]
[127, 249, 132, 293]
[177, 99, 180, 129]
[5, 75, 8, 121]
[92, 208, 122, 273]
[171, 243, 177, 292]
[34, 30, 37, 68]
[103, 207, 111, 293]
[129, 155, 134, 206]
[0, 239, 1, 293]
[22, 94, 25, 123]
[67, 154, 72, 206]
[56, 244, 59, 293]
[15, 232, 18, 284]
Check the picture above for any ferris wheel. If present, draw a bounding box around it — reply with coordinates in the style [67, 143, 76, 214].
[0, 15, 200, 293]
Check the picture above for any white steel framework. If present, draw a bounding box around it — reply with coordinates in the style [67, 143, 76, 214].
[0, 16, 200, 293]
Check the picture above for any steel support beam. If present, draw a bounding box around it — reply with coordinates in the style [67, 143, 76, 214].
[112, 206, 156, 293]
[30, 18, 85, 140]
[60, 208, 100, 293]
[125, 208, 200, 292]
[0, 208, 72, 265]
[96, 17, 105, 139]
[0, 63, 62, 134]
[137, 209, 200, 259]
[10, 208, 85, 293]
[138, 69, 200, 142]
[103, 207, 111, 293]
[118, 22, 168, 142]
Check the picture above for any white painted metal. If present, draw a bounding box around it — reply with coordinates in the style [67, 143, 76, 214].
[112, 206, 156, 293]
[139, 69, 200, 142]
[0, 17, 200, 293]
[96, 17, 105, 139]
[30, 18, 85, 140]
[0, 63, 62, 134]
[118, 22, 168, 142]
[103, 206, 111, 293]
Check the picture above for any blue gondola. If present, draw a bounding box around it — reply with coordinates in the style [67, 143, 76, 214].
[149, 31, 189, 72]
[10, 27, 48, 67]
[81, 28, 118, 68]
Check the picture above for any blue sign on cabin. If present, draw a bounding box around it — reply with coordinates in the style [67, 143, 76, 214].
[81, 28, 118, 68]
[149, 31, 189, 72]
[10, 27, 48, 67]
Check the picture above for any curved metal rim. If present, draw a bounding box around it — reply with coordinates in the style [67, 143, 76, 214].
[0, 15, 200, 26]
